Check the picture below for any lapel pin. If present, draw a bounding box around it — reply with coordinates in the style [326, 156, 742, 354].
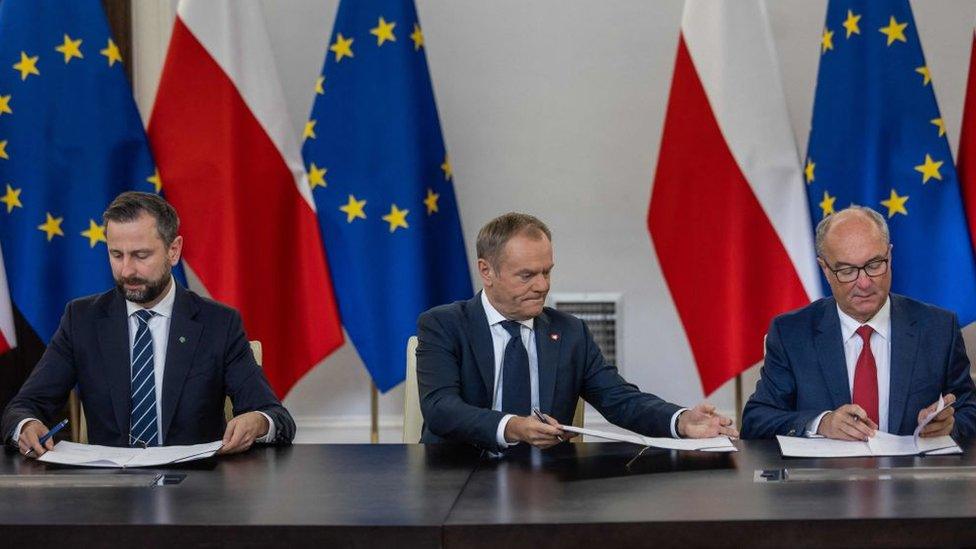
[179, 336, 186, 344]
[550, 334, 559, 341]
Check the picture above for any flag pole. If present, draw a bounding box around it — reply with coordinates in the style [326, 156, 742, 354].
[370, 382, 379, 443]
[735, 374, 743, 429]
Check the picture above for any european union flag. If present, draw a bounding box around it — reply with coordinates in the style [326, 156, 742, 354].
[303, 0, 472, 392]
[0, 0, 162, 343]
[805, 0, 976, 323]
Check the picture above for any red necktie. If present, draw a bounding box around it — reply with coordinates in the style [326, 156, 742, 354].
[852, 325, 879, 425]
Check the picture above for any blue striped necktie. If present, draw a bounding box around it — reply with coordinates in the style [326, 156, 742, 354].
[130, 309, 159, 447]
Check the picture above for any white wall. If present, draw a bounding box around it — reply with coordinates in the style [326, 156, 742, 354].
[131, 0, 976, 442]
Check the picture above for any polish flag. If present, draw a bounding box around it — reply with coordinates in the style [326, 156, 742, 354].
[0, 244, 16, 353]
[958, 22, 976, 252]
[647, 0, 819, 395]
[148, 0, 344, 397]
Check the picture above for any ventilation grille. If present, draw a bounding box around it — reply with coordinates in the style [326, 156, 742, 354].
[548, 293, 622, 369]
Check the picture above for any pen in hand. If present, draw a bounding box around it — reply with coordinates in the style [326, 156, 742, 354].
[532, 408, 564, 442]
[24, 419, 69, 457]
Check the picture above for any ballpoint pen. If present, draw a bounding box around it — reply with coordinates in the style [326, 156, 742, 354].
[533, 408, 564, 442]
[24, 418, 69, 457]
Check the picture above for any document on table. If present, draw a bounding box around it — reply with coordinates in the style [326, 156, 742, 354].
[777, 396, 961, 457]
[38, 440, 223, 468]
[560, 425, 737, 452]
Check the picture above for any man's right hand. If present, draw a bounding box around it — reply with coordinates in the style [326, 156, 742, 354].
[816, 404, 878, 441]
[18, 420, 54, 458]
[504, 415, 569, 449]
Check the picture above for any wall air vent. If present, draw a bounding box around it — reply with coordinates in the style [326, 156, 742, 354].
[547, 293, 623, 372]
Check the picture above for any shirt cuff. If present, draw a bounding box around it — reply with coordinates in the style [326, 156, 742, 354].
[12, 418, 40, 443]
[806, 411, 830, 437]
[670, 408, 688, 438]
[254, 411, 276, 443]
[496, 413, 517, 448]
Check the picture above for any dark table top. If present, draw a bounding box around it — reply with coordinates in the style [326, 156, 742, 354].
[1, 440, 975, 548]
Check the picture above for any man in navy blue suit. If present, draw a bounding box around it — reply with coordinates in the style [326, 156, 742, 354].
[3, 192, 294, 457]
[417, 212, 737, 451]
[742, 206, 975, 440]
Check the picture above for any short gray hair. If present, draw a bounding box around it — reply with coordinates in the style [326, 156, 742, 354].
[814, 205, 889, 258]
[476, 212, 551, 268]
[103, 191, 180, 246]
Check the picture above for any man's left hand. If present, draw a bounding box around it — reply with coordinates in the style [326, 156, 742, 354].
[677, 403, 739, 439]
[917, 393, 955, 438]
[218, 411, 270, 454]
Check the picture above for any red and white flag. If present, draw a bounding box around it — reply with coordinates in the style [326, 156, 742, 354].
[648, 0, 819, 395]
[148, 0, 344, 397]
[0, 244, 16, 353]
[958, 20, 976, 251]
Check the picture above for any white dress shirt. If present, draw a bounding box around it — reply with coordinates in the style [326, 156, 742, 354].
[483, 291, 683, 447]
[807, 297, 892, 435]
[16, 280, 274, 445]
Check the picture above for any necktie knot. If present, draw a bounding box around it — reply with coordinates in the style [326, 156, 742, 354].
[134, 309, 156, 325]
[856, 324, 873, 344]
[501, 320, 522, 339]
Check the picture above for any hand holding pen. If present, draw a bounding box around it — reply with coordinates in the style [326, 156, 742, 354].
[20, 419, 68, 458]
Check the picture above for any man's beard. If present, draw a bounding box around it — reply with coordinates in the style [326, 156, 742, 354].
[116, 272, 171, 304]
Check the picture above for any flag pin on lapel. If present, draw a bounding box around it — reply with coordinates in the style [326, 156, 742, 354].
[179, 336, 186, 344]
[550, 334, 559, 341]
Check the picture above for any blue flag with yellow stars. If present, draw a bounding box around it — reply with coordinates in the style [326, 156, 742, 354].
[0, 0, 164, 343]
[303, 0, 472, 392]
[805, 0, 976, 323]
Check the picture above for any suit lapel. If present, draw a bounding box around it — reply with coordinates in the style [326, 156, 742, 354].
[160, 285, 203, 439]
[466, 293, 497, 402]
[95, 291, 134, 438]
[887, 295, 919, 433]
[534, 311, 561, 414]
[814, 299, 851, 408]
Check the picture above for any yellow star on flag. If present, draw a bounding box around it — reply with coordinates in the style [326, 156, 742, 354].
[55, 34, 83, 63]
[13, 51, 39, 81]
[307, 163, 327, 189]
[424, 188, 440, 215]
[0, 140, 8, 160]
[330, 33, 354, 62]
[819, 190, 836, 218]
[804, 158, 815, 184]
[441, 154, 452, 180]
[370, 17, 397, 46]
[339, 194, 366, 223]
[146, 169, 162, 193]
[315, 75, 325, 95]
[842, 10, 861, 38]
[931, 118, 946, 137]
[0, 184, 22, 213]
[100, 39, 122, 67]
[80, 219, 107, 248]
[880, 189, 909, 218]
[879, 16, 908, 46]
[303, 119, 317, 141]
[382, 204, 409, 232]
[37, 212, 64, 241]
[0, 95, 12, 116]
[914, 154, 943, 183]
[821, 27, 834, 54]
[410, 24, 424, 51]
[915, 66, 931, 86]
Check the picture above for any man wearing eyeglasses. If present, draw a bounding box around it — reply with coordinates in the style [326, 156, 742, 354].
[742, 206, 976, 440]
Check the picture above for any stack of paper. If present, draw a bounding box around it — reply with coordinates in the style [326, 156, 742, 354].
[777, 396, 962, 457]
[560, 425, 737, 452]
[38, 440, 223, 468]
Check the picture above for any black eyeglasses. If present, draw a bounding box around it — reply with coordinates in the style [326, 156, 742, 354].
[821, 253, 889, 283]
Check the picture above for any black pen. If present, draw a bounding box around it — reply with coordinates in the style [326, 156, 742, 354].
[25, 419, 69, 457]
[533, 408, 564, 442]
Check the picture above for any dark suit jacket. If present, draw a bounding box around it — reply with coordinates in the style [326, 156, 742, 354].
[417, 293, 681, 451]
[742, 294, 976, 439]
[2, 285, 295, 446]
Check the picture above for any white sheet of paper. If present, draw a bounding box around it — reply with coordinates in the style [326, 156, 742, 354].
[776, 435, 870, 457]
[913, 394, 946, 439]
[38, 440, 223, 468]
[560, 425, 737, 452]
[777, 433, 961, 457]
